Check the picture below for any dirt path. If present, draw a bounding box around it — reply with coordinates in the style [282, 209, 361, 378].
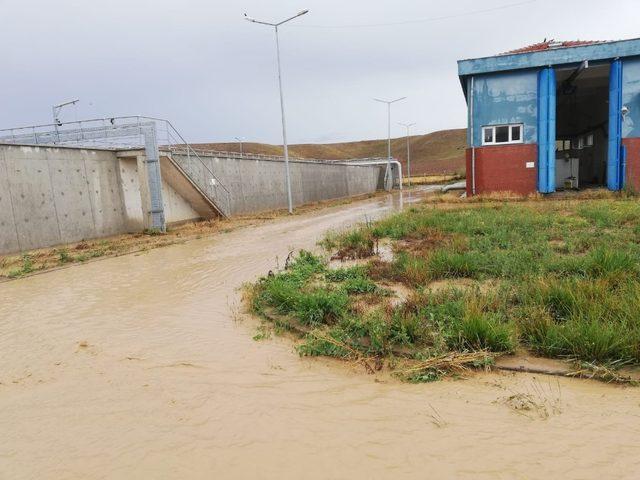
[0, 187, 638, 479]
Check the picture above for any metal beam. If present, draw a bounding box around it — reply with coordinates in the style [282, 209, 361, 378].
[559, 60, 588, 94]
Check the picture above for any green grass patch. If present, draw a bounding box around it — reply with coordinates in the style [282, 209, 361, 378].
[249, 197, 640, 380]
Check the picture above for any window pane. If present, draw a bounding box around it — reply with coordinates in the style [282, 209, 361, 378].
[483, 128, 493, 143]
[511, 125, 521, 142]
[586, 134, 594, 147]
[496, 126, 509, 143]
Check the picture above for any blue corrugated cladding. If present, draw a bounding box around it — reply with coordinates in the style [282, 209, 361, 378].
[537, 67, 556, 193]
[468, 70, 538, 147]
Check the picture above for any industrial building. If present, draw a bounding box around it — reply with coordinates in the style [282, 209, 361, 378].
[458, 38, 640, 195]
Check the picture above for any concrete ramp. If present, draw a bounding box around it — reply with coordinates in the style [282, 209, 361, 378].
[160, 155, 220, 219]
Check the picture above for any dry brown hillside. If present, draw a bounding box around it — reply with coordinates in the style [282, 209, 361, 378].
[192, 128, 466, 177]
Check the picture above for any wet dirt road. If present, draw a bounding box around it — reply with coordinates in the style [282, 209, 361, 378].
[1, 188, 639, 479]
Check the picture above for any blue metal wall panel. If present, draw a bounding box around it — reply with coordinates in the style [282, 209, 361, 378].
[608, 60, 623, 190]
[622, 57, 640, 138]
[548, 69, 556, 191]
[458, 38, 640, 76]
[469, 70, 538, 147]
[537, 67, 556, 193]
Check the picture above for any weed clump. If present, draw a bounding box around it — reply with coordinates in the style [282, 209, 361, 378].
[8, 254, 34, 278]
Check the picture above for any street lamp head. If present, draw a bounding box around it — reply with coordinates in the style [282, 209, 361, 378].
[298, 9, 309, 16]
[374, 96, 407, 105]
[53, 98, 80, 109]
[243, 13, 257, 22]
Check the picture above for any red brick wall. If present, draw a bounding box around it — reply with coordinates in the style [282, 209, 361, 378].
[623, 138, 640, 192]
[465, 144, 538, 196]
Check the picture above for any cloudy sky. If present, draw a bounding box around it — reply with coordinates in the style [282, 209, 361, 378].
[1, 0, 639, 144]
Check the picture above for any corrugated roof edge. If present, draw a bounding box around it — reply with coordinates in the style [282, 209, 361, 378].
[457, 37, 638, 63]
[456, 36, 640, 100]
[499, 39, 605, 56]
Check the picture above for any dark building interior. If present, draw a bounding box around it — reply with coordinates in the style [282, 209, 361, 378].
[555, 63, 610, 189]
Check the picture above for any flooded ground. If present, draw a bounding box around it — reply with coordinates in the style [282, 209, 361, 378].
[1, 187, 639, 479]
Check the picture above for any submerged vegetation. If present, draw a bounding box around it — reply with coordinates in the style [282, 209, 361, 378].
[248, 196, 640, 382]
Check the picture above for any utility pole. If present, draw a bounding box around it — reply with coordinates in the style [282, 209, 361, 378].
[245, 9, 309, 214]
[374, 96, 406, 190]
[398, 122, 416, 187]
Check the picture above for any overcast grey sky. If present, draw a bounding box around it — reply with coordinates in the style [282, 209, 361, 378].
[1, 0, 639, 144]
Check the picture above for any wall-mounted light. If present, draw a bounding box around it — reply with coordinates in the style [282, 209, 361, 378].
[622, 105, 630, 120]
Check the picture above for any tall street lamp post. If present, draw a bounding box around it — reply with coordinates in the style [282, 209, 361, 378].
[398, 122, 416, 187]
[374, 96, 406, 190]
[234, 136, 244, 155]
[245, 9, 309, 214]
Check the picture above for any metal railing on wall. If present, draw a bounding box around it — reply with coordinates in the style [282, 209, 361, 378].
[0, 115, 397, 216]
[0, 115, 232, 217]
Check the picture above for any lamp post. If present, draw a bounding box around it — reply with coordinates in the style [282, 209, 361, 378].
[245, 9, 309, 214]
[234, 136, 244, 155]
[52, 99, 79, 143]
[374, 96, 406, 190]
[398, 122, 416, 187]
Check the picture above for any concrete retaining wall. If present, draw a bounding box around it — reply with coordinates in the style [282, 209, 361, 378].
[0, 145, 384, 254]
[0, 145, 200, 254]
[176, 153, 383, 215]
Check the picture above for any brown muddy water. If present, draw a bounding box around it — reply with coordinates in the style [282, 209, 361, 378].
[1, 187, 639, 479]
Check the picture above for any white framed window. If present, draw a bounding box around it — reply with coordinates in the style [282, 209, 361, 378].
[481, 124, 524, 145]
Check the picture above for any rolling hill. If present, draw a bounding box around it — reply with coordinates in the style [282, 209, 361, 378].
[192, 128, 466, 177]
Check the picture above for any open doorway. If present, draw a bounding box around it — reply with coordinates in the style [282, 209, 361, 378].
[555, 63, 609, 190]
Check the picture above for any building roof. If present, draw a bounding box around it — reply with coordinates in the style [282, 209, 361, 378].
[501, 39, 606, 56]
[457, 36, 640, 79]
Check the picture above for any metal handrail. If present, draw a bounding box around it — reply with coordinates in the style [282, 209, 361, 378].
[182, 148, 391, 165]
[182, 148, 309, 162]
[0, 115, 396, 216]
[0, 115, 233, 216]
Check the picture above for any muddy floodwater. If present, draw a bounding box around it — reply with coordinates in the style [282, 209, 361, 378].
[1, 187, 639, 479]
